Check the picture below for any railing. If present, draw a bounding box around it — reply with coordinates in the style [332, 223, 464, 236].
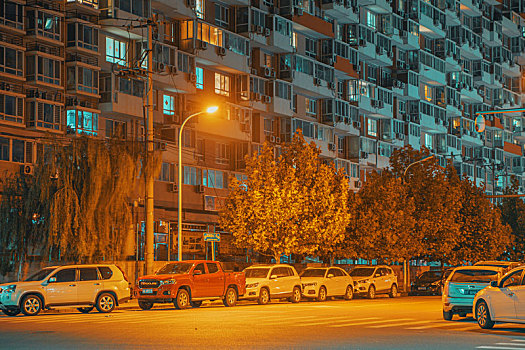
[419, 50, 445, 73]
[0, 32, 23, 46]
[66, 53, 99, 66]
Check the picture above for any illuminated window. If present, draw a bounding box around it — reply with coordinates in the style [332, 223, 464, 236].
[106, 37, 126, 65]
[163, 95, 175, 115]
[424, 84, 432, 102]
[367, 119, 377, 137]
[184, 166, 200, 185]
[203, 169, 224, 189]
[195, 0, 204, 19]
[66, 109, 99, 136]
[195, 67, 204, 89]
[214, 73, 230, 96]
[366, 11, 376, 30]
[197, 22, 223, 47]
[292, 32, 297, 49]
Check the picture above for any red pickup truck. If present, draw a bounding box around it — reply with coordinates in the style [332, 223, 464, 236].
[136, 260, 246, 310]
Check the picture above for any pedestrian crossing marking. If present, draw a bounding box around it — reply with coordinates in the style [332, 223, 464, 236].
[329, 318, 413, 328]
[299, 317, 380, 327]
[369, 320, 433, 328]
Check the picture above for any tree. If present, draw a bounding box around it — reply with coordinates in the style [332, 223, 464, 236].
[219, 131, 351, 263]
[0, 136, 159, 274]
[500, 177, 525, 260]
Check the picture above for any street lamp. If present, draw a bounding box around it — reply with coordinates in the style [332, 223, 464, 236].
[403, 154, 435, 179]
[178, 106, 219, 261]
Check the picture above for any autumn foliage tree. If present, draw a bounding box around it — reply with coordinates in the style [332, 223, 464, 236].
[499, 177, 525, 260]
[219, 131, 352, 262]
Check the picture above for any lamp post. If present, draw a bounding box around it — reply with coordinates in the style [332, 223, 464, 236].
[403, 154, 435, 179]
[178, 106, 219, 262]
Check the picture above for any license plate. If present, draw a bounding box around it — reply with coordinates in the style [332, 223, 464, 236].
[466, 290, 478, 295]
[142, 289, 153, 294]
[418, 287, 427, 291]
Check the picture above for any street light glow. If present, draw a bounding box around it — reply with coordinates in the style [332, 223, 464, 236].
[206, 106, 219, 114]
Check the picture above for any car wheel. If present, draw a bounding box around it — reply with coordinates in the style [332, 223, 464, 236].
[174, 289, 190, 310]
[257, 288, 270, 305]
[223, 287, 237, 307]
[344, 285, 354, 300]
[190, 301, 202, 308]
[317, 286, 327, 302]
[1, 308, 20, 316]
[389, 284, 398, 298]
[138, 300, 154, 310]
[289, 287, 301, 303]
[476, 300, 495, 329]
[443, 309, 453, 321]
[367, 285, 376, 299]
[96, 293, 116, 313]
[77, 307, 94, 314]
[21, 295, 42, 316]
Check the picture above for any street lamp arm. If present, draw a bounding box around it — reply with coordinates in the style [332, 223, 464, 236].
[403, 155, 435, 179]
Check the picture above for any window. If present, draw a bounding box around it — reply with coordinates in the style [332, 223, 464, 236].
[26, 56, 61, 85]
[207, 263, 219, 273]
[275, 81, 292, 100]
[367, 119, 377, 137]
[305, 37, 317, 58]
[177, 52, 194, 74]
[194, 263, 206, 274]
[424, 84, 432, 102]
[197, 22, 224, 47]
[216, 143, 230, 165]
[195, 0, 204, 19]
[105, 119, 127, 139]
[501, 269, 523, 288]
[158, 162, 175, 182]
[0, 46, 23, 77]
[215, 3, 229, 28]
[184, 166, 200, 185]
[292, 32, 297, 49]
[27, 10, 61, 41]
[27, 102, 62, 130]
[214, 73, 230, 96]
[163, 95, 175, 115]
[66, 109, 99, 136]
[106, 37, 127, 65]
[117, 77, 144, 97]
[203, 169, 224, 189]
[306, 98, 317, 116]
[67, 66, 99, 94]
[0, 137, 8, 161]
[11, 139, 24, 163]
[67, 23, 99, 51]
[53, 268, 76, 283]
[116, 0, 149, 17]
[366, 10, 377, 30]
[98, 267, 113, 279]
[0, 1, 23, 29]
[195, 67, 204, 89]
[79, 268, 99, 281]
[0, 94, 23, 123]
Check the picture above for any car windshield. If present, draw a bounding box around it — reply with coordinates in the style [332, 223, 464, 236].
[301, 269, 326, 277]
[156, 263, 193, 275]
[25, 268, 55, 281]
[350, 267, 375, 277]
[449, 269, 499, 283]
[417, 271, 443, 282]
[244, 268, 270, 278]
[475, 263, 508, 268]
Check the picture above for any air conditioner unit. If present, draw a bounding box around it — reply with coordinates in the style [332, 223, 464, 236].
[314, 78, 321, 85]
[360, 151, 369, 159]
[250, 68, 258, 75]
[359, 39, 367, 47]
[189, 72, 197, 83]
[256, 26, 264, 34]
[376, 47, 384, 55]
[328, 143, 336, 151]
[264, 28, 271, 37]
[199, 41, 208, 50]
[270, 135, 276, 143]
[255, 93, 262, 101]
[157, 62, 166, 72]
[296, 8, 304, 16]
[270, 69, 276, 78]
[329, 82, 336, 90]
[353, 121, 361, 128]
[21, 164, 34, 175]
[398, 133, 405, 140]
[197, 184, 205, 193]
[216, 46, 226, 56]
[264, 66, 272, 77]
[167, 65, 177, 74]
[263, 95, 272, 104]
[275, 137, 281, 144]
[168, 183, 178, 193]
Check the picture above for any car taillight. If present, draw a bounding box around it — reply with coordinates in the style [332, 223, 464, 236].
[116, 265, 130, 283]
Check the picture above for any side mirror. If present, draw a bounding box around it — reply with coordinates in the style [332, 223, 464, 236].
[48, 277, 57, 283]
[193, 270, 202, 275]
[490, 281, 498, 288]
[327, 274, 334, 278]
[270, 275, 277, 279]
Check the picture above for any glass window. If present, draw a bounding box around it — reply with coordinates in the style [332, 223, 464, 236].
[214, 72, 230, 96]
[106, 37, 127, 65]
[79, 268, 99, 281]
[195, 67, 204, 90]
[184, 166, 199, 185]
[501, 269, 524, 288]
[163, 95, 175, 115]
[53, 268, 77, 283]
[11, 139, 24, 163]
[194, 263, 206, 274]
[207, 263, 219, 274]
[367, 119, 377, 137]
[195, 0, 204, 19]
[0, 137, 8, 161]
[98, 266, 113, 280]
[450, 269, 499, 283]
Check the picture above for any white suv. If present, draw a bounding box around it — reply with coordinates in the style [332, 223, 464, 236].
[0, 264, 131, 316]
[349, 265, 399, 299]
[242, 264, 302, 305]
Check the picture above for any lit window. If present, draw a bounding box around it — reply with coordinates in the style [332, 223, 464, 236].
[367, 119, 377, 137]
[366, 11, 376, 30]
[195, 0, 205, 19]
[196, 67, 204, 89]
[203, 169, 224, 189]
[292, 32, 297, 49]
[106, 37, 126, 65]
[66, 109, 99, 136]
[163, 95, 175, 115]
[214, 72, 230, 96]
[184, 166, 199, 185]
[424, 85, 432, 102]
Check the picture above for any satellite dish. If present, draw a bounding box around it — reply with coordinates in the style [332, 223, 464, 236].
[475, 115, 486, 133]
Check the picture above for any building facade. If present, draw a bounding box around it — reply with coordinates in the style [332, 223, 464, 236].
[0, 0, 524, 261]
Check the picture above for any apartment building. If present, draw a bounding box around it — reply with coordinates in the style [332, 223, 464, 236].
[0, 0, 524, 261]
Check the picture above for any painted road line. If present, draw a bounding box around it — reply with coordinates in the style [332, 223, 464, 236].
[407, 322, 475, 330]
[477, 346, 525, 350]
[368, 320, 434, 328]
[299, 317, 381, 327]
[329, 318, 413, 328]
[494, 343, 525, 347]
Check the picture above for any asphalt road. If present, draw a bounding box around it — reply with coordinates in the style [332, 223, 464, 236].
[1, 296, 525, 349]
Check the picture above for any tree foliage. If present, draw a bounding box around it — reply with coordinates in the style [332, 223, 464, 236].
[500, 177, 525, 260]
[219, 131, 351, 262]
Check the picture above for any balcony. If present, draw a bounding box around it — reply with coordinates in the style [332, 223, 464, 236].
[267, 15, 294, 53]
[0, 32, 23, 48]
[65, 0, 99, 13]
[321, 0, 359, 24]
[291, 9, 334, 38]
[504, 142, 522, 156]
[26, 42, 64, 59]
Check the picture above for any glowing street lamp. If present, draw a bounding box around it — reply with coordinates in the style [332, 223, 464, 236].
[177, 106, 219, 261]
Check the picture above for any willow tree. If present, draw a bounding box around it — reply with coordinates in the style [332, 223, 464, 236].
[219, 131, 351, 263]
[0, 136, 160, 273]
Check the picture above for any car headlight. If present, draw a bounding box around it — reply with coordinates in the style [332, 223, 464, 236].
[3, 285, 16, 293]
[160, 279, 176, 286]
[246, 283, 259, 288]
[302, 282, 317, 287]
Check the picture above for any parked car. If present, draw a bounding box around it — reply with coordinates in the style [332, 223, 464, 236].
[300, 267, 354, 301]
[0, 264, 131, 316]
[136, 260, 245, 310]
[474, 261, 522, 273]
[474, 266, 525, 329]
[349, 265, 399, 299]
[442, 265, 504, 321]
[241, 264, 302, 305]
[411, 270, 445, 295]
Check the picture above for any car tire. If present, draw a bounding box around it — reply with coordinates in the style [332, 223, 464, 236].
[389, 284, 398, 298]
[223, 287, 237, 307]
[190, 301, 202, 308]
[174, 289, 190, 310]
[96, 293, 116, 313]
[317, 286, 327, 302]
[476, 300, 495, 329]
[21, 295, 42, 316]
[367, 285, 376, 299]
[2, 308, 20, 316]
[289, 287, 301, 303]
[257, 288, 270, 305]
[77, 307, 94, 314]
[138, 300, 154, 310]
[344, 285, 354, 300]
[443, 309, 453, 321]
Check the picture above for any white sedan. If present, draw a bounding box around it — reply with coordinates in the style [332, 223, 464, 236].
[300, 267, 354, 301]
[474, 266, 525, 329]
